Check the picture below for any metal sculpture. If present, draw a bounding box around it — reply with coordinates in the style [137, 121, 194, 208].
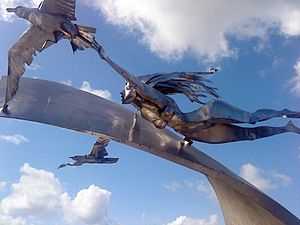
[3, 0, 104, 113]
[58, 136, 119, 169]
[0, 77, 299, 225]
[97, 50, 300, 146]
[1, 2, 299, 224]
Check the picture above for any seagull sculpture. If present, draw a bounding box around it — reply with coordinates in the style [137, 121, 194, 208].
[58, 136, 119, 169]
[3, 0, 104, 113]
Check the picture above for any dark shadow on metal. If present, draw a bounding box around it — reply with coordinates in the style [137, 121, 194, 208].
[0, 77, 299, 225]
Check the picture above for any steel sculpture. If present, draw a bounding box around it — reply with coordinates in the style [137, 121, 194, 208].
[0, 77, 298, 225]
[97, 51, 300, 146]
[2, 1, 300, 224]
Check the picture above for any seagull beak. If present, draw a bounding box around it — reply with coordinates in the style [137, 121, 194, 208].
[6, 8, 17, 13]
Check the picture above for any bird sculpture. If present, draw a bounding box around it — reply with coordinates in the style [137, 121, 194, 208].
[3, 0, 104, 113]
[58, 136, 119, 169]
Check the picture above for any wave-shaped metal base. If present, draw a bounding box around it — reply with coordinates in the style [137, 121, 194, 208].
[0, 77, 299, 225]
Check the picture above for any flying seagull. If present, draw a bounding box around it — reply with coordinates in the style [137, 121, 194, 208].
[3, 0, 104, 113]
[58, 136, 119, 169]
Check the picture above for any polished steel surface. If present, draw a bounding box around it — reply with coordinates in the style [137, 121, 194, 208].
[0, 77, 299, 225]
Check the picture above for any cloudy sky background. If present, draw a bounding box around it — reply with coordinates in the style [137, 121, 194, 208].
[0, 0, 299, 225]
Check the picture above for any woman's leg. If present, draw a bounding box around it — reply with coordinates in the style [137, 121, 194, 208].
[184, 100, 300, 124]
[188, 121, 300, 144]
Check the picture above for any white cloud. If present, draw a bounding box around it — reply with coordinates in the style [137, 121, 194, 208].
[1, 164, 62, 218]
[60, 80, 73, 86]
[240, 163, 273, 190]
[4, 0, 300, 61]
[240, 163, 292, 191]
[0, 163, 114, 225]
[80, 81, 112, 100]
[82, 0, 300, 61]
[166, 215, 218, 225]
[0, 134, 29, 145]
[26, 63, 41, 71]
[60, 81, 112, 100]
[163, 179, 215, 199]
[0, 0, 40, 22]
[0, 181, 7, 191]
[62, 185, 111, 225]
[163, 181, 183, 192]
[0, 215, 26, 225]
[291, 60, 300, 96]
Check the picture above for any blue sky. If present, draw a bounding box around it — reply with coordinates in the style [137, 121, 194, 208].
[0, 1, 300, 225]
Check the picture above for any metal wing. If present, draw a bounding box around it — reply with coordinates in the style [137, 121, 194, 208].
[6, 26, 55, 104]
[90, 136, 110, 157]
[138, 72, 219, 104]
[39, 0, 76, 21]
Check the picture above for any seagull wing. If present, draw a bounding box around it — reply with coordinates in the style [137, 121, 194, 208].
[39, 0, 76, 21]
[6, 26, 55, 103]
[90, 136, 110, 157]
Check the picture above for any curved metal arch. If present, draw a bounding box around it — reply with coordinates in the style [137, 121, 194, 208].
[0, 77, 299, 225]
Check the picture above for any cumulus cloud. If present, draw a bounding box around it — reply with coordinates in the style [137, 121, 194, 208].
[61, 185, 111, 225]
[166, 214, 218, 225]
[82, 0, 300, 61]
[80, 81, 112, 99]
[4, 0, 300, 61]
[0, 134, 29, 145]
[0, 163, 114, 225]
[1, 163, 62, 217]
[240, 163, 292, 191]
